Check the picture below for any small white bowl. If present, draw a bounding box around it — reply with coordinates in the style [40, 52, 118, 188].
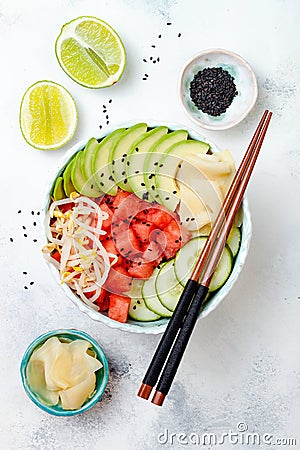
[179, 49, 258, 130]
[42, 122, 252, 334]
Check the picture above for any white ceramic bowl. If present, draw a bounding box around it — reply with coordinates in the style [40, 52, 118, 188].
[179, 49, 258, 130]
[43, 122, 252, 334]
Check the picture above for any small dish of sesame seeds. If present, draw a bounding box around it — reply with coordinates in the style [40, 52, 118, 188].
[179, 48, 258, 130]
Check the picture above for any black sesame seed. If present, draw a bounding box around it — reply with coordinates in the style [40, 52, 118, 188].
[124, 179, 128, 184]
[24, 286, 28, 290]
[37, 212, 40, 216]
[91, 184, 94, 189]
[165, 197, 169, 200]
[24, 234, 27, 237]
[142, 78, 147, 81]
[31, 211, 34, 215]
[106, 115, 109, 119]
[106, 121, 109, 125]
[33, 221, 36, 226]
[103, 104, 106, 109]
[10, 237, 13, 242]
[122, 171, 126, 175]
[137, 300, 141, 304]
[142, 193, 149, 200]
[138, 261, 142, 266]
[112, 160, 115, 165]
[99, 125, 102, 129]
[158, 34, 161, 38]
[150, 56, 153, 61]
[167, 22, 172, 25]
[121, 158, 125, 162]
[127, 161, 130, 166]
[30, 281, 34, 286]
[178, 33, 181, 37]
[100, 182, 104, 187]
[143, 58, 147, 62]
[103, 109, 107, 113]
[133, 305, 136, 310]
[157, 57, 160, 62]
[191, 218, 195, 221]
[151, 45, 156, 48]
[109, 99, 112, 103]
[109, 176, 114, 181]
[159, 163, 163, 167]
[123, 154, 127, 157]
[141, 183, 145, 187]
[23, 271, 27, 275]
[153, 60, 156, 64]
[18, 210, 21, 214]
[33, 239, 37, 242]
[173, 190, 177, 194]
[154, 162, 158, 166]
[135, 170, 139, 174]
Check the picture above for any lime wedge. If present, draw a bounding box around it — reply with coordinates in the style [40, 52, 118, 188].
[19, 80, 77, 151]
[55, 16, 126, 89]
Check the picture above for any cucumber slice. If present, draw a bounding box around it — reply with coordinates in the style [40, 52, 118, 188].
[174, 236, 233, 292]
[129, 297, 161, 322]
[126, 126, 168, 199]
[227, 227, 241, 257]
[155, 260, 184, 312]
[209, 245, 233, 291]
[93, 128, 126, 195]
[71, 152, 103, 197]
[63, 157, 76, 197]
[175, 237, 207, 286]
[109, 123, 147, 192]
[142, 266, 173, 317]
[53, 176, 65, 200]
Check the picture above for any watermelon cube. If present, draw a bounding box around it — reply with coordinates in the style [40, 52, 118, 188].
[108, 294, 131, 323]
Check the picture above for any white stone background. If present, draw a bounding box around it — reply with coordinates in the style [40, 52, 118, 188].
[0, 0, 299, 449]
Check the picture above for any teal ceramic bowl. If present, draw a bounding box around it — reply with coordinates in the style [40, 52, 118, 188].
[20, 329, 109, 416]
[179, 49, 258, 130]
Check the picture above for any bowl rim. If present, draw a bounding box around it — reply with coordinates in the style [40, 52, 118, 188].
[41, 121, 252, 334]
[20, 329, 109, 416]
[178, 48, 258, 130]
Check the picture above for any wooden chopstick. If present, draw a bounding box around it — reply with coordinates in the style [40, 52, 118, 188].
[150, 111, 272, 406]
[138, 110, 272, 404]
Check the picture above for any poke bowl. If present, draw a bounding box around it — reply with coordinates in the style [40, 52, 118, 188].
[42, 121, 252, 334]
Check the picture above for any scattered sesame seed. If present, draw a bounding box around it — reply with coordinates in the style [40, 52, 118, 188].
[106, 115, 109, 119]
[18, 210, 21, 214]
[103, 109, 107, 113]
[37, 212, 40, 216]
[153, 60, 157, 64]
[30, 281, 34, 286]
[24, 286, 28, 290]
[33, 239, 37, 242]
[150, 56, 153, 61]
[143, 58, 147, 62]
[33, 222, 36, 226]
[10, 237, 13, 242]
[31, 211, 34, 215]
[99, 125, 102, 129]
[103, 104, 106, 109]
[151, 45, 156, 48]
[178, 32, 181, 37]
[157, 57, 160, 62]
[167, 22, 172, 25]
[109, 99, 112, 103]
[24, 234, 27, 238]
[106, 121, 109, 125]
[158, 34, 161, 38]
[23, 271, 27, 275]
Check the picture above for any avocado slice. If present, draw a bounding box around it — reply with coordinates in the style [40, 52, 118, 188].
[63, 158, 76, 197]
[53, 176, 66, 201]
[143, 130, 188, 202]
[71, 152, 103, 197]
[125, 127, 168, 199]
[81, 138, 100, 182]
[154, 140, 210, 211]
[109, 123, 147, 192]
[92, 128, 126, 195]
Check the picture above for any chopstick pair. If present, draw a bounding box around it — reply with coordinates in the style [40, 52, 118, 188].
[138, 110, 272, 406]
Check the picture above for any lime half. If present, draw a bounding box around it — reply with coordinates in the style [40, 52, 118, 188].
[55, 16, 126, 89]
[20, 80, 77, 151]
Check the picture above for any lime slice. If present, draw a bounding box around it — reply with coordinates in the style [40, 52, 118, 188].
[20, 80, 77, 151]
[55, 16, 126, 89]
